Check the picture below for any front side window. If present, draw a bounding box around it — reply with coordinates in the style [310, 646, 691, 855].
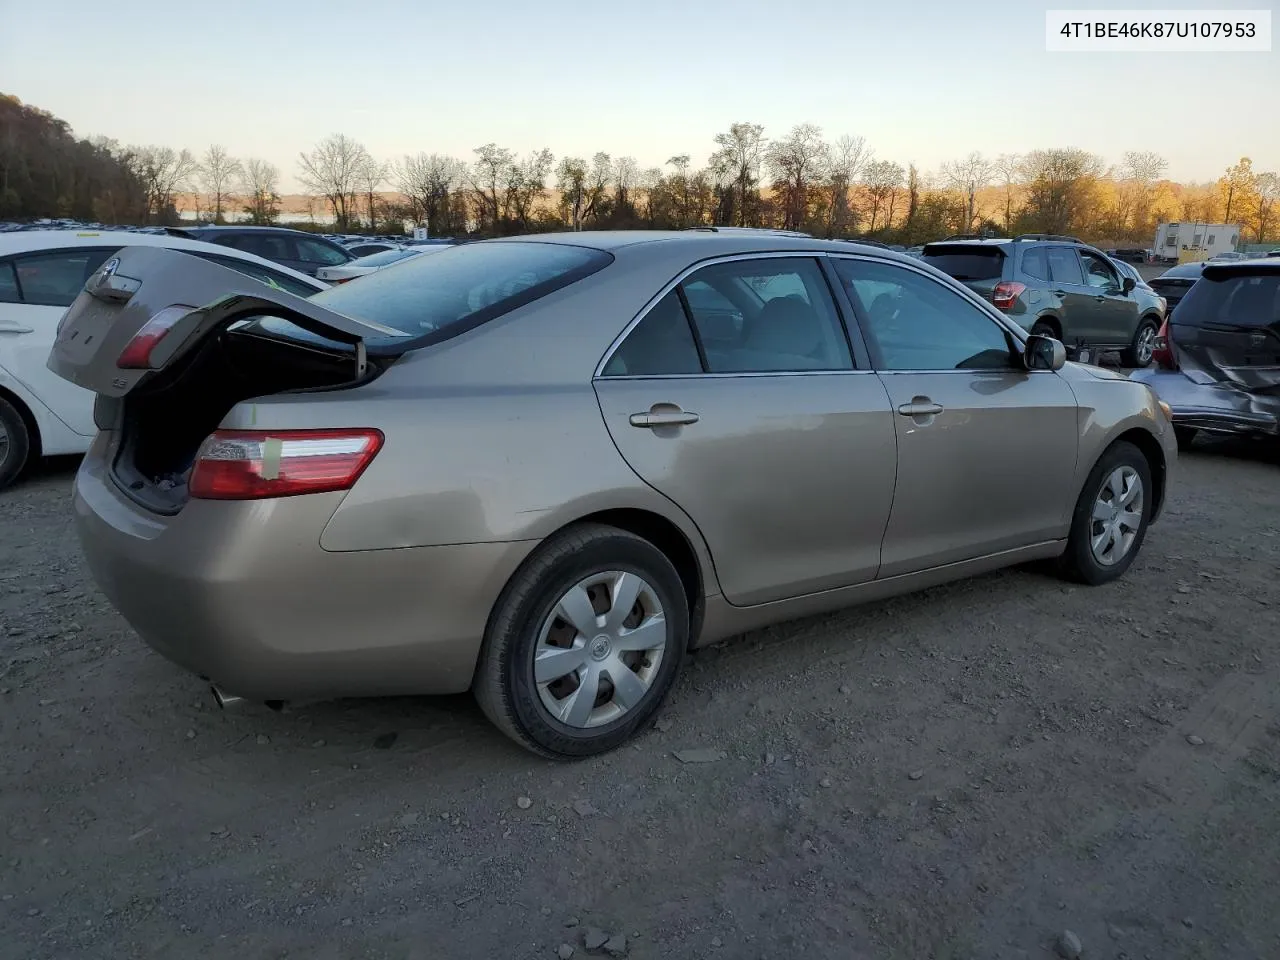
[310, 239, 612, 346]
[680, 257, 852, 373]
[10, 248, 114, 307]
[0, 262, 19, 303]
[1079, 250, 1119, 289]
[1046, 247, 1085, 285]
[834, 259, 1017, 372]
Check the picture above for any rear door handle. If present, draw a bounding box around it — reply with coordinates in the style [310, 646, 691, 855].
[896, 400, 944, 417]
[629, 407, 700, 428]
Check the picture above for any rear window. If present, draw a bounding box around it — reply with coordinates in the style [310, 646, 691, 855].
[921, 245, 1005, 281]
[1174, 273, 1280, 328]
[309, 240, 613, 346]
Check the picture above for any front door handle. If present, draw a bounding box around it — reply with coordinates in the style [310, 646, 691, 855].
[629, 406, 700, 428]
[896, 399, 944, 417]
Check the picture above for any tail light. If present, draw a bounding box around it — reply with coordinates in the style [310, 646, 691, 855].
[991, 281, 1026, 311]
[1152, 318, 1175, 369]
[189, 429, 384, 500]
[117, 305, 193, 369]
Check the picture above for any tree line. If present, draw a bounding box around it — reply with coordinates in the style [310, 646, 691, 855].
[3, 93, 1276, 246]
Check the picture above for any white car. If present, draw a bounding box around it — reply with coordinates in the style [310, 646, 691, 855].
[0, 230, 326, 489]
[314, 245, 447, 284]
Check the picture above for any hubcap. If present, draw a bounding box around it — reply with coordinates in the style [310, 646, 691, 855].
[1137, 326, 1155, 364]
[1090, 466, 1144, 566]
[533, 571, 667, 729]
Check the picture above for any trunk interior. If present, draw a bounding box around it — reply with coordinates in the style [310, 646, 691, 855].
[111, 320, 381, 513]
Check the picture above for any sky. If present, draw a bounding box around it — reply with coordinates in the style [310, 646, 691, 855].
[2, 0, 1276, 190]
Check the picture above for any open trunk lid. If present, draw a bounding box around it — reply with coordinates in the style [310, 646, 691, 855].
[48, 246, 410, 398]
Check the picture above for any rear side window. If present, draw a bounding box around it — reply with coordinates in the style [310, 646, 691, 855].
[310, 240, 612, 346]
[10, 249, 114, 307]
[601, 291, 702, 376]
[0, 262, 18, 303]
[221, 233, 293, 263]
[1021, 248, 1049, 281]
[1046, 248, 1085, 285]
[921, 245, 1005, 281]
[1175, 273, 1280, 328]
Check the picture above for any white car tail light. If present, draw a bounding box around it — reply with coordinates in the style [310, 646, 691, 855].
[188, 429, 383, 500]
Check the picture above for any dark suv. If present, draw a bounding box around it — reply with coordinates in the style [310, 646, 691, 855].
[922, 235, 1165, 367]
[164, 226, 354, 277]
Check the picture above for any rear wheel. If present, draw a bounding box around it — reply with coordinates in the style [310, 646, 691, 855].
[1030, 320, 1060, 340]
[1057, 441, 1153, 585]
[0, 398, 32, 491]
[474, 523, 688, 758]
[1122, 317, 1160, 368]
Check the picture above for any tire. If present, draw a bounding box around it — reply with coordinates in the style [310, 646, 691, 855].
[1057, 441, 1153, 586]
[0, 397, 32, 491]
[1030, 320, 1060, 341]
[1122, 317, 1160, 368]
[474, 523, 689, 758]
[1173, 426, 1198, 451]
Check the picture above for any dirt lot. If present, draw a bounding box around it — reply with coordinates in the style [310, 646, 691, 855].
[3, 439, 1279, 960]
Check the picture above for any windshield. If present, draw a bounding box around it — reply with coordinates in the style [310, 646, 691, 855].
[309, 240, 613, 346]
[1174, 273, 1280, 328]
[921, 245, 1005, 281]
[1160, 262, 1206, 279]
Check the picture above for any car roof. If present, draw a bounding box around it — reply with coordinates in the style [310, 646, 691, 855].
[173, 225, 331, 238]
[1201, 258, 1280, 280]
[0, 229, 324, 287]
[476, 230, 927, 265]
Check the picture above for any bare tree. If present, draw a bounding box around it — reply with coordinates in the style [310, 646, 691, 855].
[904, 163, 921, 228]
[469, 143, 515, 231]
[1119, 151, 1167, 236]
[356, 155, 388, 230]
[863, 160, 905, 232]
[198, 145, 242, 224]
[1019, 148, 1104, 234]
[395, 152, 465, 233]
[992, 153, 1022, 233]
[506, 148, 554, 230]
[613, 156, 639, 218]
[942, 151, 995, 232]
[666, 154, 694, 228]
[557, 156, 590, 230]
[825, 134, 870, 236]
[240, 158, 281, 225]
[132, 146, 198, 223]
[297, 133, 369, 230]
[710, 122, 766, 226]
[766, 123, 829, 231]
[637, 166, 663, 225]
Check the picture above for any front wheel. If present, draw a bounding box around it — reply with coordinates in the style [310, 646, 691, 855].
[1057, 441, 1153, 586]
[1122, 317, 1160, 368]
[474, 523, 689, 758]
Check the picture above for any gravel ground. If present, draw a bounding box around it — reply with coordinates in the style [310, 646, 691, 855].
[2, 438, 1279, 960]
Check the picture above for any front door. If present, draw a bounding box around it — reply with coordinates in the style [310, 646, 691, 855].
[831, 256, 1080, 578]
[593, 256, 898, 606]
[1078, 248, 1141, 348]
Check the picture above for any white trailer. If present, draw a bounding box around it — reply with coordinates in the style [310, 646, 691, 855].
[1154, 221, 1242, 263]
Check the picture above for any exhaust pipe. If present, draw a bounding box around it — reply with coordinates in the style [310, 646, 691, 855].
[210, 684, 244, 709]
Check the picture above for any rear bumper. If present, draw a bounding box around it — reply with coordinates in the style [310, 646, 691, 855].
[1128, 368, 1280, 438]
[72, 436, 537, 700]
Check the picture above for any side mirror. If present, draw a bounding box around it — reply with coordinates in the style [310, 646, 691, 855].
[1121, 276, 1136, 294]
[1024, 333, 1067, 371]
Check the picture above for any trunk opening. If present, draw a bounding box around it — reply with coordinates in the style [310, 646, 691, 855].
[110, 318, 388, 513]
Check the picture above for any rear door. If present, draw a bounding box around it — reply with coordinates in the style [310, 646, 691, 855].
[47, 246, 408, 399]
[0, 247, 117, 436]
[593, 255, 898, 606]
[1044, 245, 1094, 345]
[1169, 266, 1280, 390]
